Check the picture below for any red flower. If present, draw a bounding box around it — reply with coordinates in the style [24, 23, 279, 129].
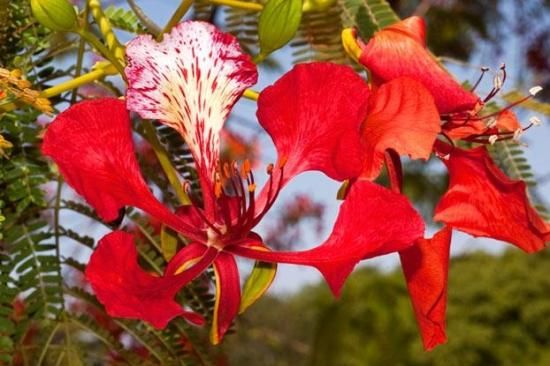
[352, 16, 479, 114]
[347, 17, 541, 146]
[42, 22, 425, 344]
[260, 57, 548, 350]
[434, 143, 550, 253]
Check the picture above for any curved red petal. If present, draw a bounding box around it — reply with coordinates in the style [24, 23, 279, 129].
[361, 77, 441, 179]
[496, 110, 521, 132]
[257, 62, 369, 185]
[41, 98, 199, 237]
[126, 21, 257, 210]
[359, 16, 479, 114]
[229, 180, 425, 297]
[434, 146, 549, 252]
[399, 227, 452, 351]
[211, 253, 241, 344]
[85, 231, 216, 328]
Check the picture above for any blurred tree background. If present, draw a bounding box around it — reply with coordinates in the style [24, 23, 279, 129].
[223, 250, 550, 365]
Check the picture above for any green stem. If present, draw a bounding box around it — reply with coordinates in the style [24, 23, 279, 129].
[88, 0, 126, 61]
[41, 64, 117, 99]
[158, 0, 194, 41]
[76, 29, 126, 79]
[253, 52, 267, 64]
[208, 0, 263, 11]
[142, 122, 191, 205]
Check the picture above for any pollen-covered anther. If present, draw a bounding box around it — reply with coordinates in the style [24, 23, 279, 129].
[488, 135, 498, 145]
[529, 116, 542, 126]
[513, 128, 523, 142]
[529, 86, 543, 96]
[248, 183, 256, 193]
[486, 118, 497, 128]
[493, 74, 503, 90]
[278, 156, 288, 168]
[241, 159, 252, 178]
[266, 163, 274, 175]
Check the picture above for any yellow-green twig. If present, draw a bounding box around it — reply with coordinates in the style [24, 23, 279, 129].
[88, 0, 126, 62]
[243, 89, 259, 101]
[142, 122, 191, 206]
[158, 0, 194, 41]
[208, 0, 263, 11]
[41, 64, 118, 99]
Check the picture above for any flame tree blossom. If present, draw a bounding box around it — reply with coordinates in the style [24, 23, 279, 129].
[333, 16, 549, 349]
[41, 21, 426, 344]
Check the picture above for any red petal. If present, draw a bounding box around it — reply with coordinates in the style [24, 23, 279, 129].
[257, 62, 369, 185]
[399, 227, 452, 351]
[211, 253, 241, 344]
[42, 99, 198, 237]
[442, 119, 487, 140]
[126, 21, 257, 214]
[85, 231, 216, 328]
[359, 16, 479, 114]
[361, 77, 441, 179]
[434, 146, 549, 252]
[496, 110, 521, 132]
[229, 180, 425, 297]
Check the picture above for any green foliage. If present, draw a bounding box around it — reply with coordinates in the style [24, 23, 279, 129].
[291, 4, 349, 65]
[340, 0, 399, 39]
[104, 5, 147, 34]
[226, 250, 550, 365]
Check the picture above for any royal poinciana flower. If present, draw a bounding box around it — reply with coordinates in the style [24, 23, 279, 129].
[41, 21, 426, 343]
[335, 16, 549, 349]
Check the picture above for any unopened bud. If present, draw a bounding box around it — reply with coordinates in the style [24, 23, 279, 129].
[31, 0, 79, 32]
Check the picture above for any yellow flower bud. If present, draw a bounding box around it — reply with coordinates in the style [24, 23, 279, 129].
[30, 0, 78, 32]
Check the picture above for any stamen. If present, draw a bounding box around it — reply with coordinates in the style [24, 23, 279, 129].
[251, 164, 286, 227]
[513, 128, 523, 142]
[529, 86, 543, 96]
[471, 66, 489, 92]
[488, 135, 498, 145]
[529, 116, 542, 126]
[486, 117, 497, 128]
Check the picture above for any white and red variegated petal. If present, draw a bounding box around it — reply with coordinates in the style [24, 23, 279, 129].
[126, 21, 258, 189]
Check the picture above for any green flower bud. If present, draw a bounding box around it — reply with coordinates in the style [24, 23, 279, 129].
[30, 0, 78, 32]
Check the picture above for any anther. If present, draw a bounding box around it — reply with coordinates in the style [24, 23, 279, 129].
[529, 86, 543, 96]
[266, 163, 274, 175]
[278, 156, 288, 168]
[513, 128, 523, 142]
[488, 135, 498, 145]
[529, 116, 542, 126]
[486, 118, 497, 128]
[214, 181, 223, 198]
[248, 183, 256, 192]
[223, 162, 231, 178]
[493, 74, 503, 90]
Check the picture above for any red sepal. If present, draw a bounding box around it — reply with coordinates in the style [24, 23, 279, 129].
[85, 231, 216, 328]
[211, 253, 241, 344]
[229, 180, 425, 296]
[358, 16, 479, 114]
[435, 146, 550, 252]
[399, 227, 452, 351]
